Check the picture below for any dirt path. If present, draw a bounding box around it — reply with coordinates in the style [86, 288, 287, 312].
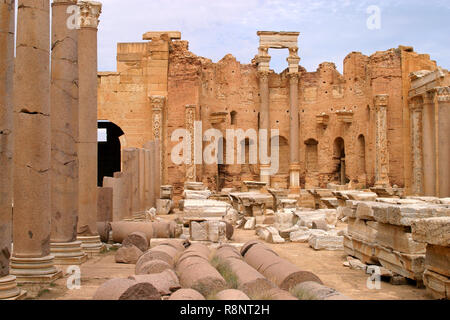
[34, 217, 431, 300]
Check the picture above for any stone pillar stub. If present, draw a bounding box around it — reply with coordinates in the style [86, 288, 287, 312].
[150, 95, 165, 184]
[114, 171, 132, 220]
[122, 148, 141, 213]
[374, 94, 390, 188]
[11, 0, 61, 284]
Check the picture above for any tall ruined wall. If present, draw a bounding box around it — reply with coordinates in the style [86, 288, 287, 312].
[98, 34, 439, 196]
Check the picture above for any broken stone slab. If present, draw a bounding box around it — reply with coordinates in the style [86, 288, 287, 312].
[376, 245, 425, 280]
[347, 218, 378, 243]
[312, 219, 329, 231]
[370, 186, 404, 198]
[156, 199, 173, 215]
[207, 220, 227, 242]
[168, 288, 205, 300]
[93, 278, 161, 300]
[440, 198, 450, 205]
[407, 196, 441, 204]
[122, 231, 149, 252]
[184, 181, 206, 191]
[344, 235, 379, 265]
[425, 245, 450, 277]
[244, 217, 256, 230]
[266, 227, 285, 244]
[279, 225, 300, 239]
[129, 269, 181, 296]
[279, 199, 298, 209]
[160, 185, 173, 200]
[423, 269, 450, 300]
[346, 257, 367, 271]
[290, 228, 327, 243]
[320, 198, 339, 209]
[375, 204, 450, 227]
[376, 223, 426, 254]
[274, 210, 297, 230]
[309, 235, 344, 251]
[190, 221, 208, 241]
[296, 212, 327, 228]
[411, 217, 450, 247]
[346, 192, 378, 202]
[262, 216, 275, 225]
[183, 190, 212, 200]
[183, 199, 232, 217]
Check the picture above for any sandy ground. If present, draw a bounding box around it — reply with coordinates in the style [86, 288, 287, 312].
[31, 216, 432, 300]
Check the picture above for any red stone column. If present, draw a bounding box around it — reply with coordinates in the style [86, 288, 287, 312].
[50, 0, 87, 265]
[10, 0, 62, 284]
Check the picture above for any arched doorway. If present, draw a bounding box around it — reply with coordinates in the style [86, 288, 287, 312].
[333, 137, 347, 185]
[98, 120, 124, 186]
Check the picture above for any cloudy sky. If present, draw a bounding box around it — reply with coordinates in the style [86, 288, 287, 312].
[97, 0, 449, 73]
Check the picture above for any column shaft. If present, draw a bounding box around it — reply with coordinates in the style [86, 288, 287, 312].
[258, 72, 271, 185]
[374, 95, 390, 187]
[0, 0, 15, 278]
[410, 102, 424, 196]
[11, 0, 61, 283]
[436, 87, 450, 197]
[422, 93, 437, 196]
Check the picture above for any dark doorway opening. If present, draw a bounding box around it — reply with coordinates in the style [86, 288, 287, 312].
[98, 120, 124, 186]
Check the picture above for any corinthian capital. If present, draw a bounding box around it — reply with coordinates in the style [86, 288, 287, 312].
[78, 1, 102, 29]
[150, 95, 166, 110]
[374, 94, 389, 108]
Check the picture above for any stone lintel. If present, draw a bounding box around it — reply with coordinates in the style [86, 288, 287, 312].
[143, 31, 182, 41]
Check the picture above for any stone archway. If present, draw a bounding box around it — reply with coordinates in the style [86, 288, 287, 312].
[98, 120, 125, 186]
[333, 137, 348, 185]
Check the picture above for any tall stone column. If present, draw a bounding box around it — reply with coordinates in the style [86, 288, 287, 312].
[434, 87, 450, 197]
[409, 98, 424, 196]
[0, 0, 25, 299]
[258, 71, 271, 185]
[374, 94, 390, 187]
[76, 1, 103, 256]
[10, 0, 62, 283]
[50, 0, 87, 265]
[422, 92, 437, 196]
[288, 72, 300, 193]
[185, 105, 196, 182]
[151, 95, 165, 184]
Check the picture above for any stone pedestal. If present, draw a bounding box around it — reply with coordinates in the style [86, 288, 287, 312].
[50, 241, 88, 265]
[11, 0, 61, 284]
[0, 276, 26, 300]
[374, 95, 390, 187]
[122, 148, 140, 213]
[289, 163, 301, 193]
[78, 235, 104, 257]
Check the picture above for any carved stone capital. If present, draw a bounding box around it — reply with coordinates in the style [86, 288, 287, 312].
[78, 1, 102, 29]
[150, 95, 166, 111]
[288, 72, 299, 82]
[431, 86, 450, 102]
[258, 70, 270, 81]
[374, 94, 389, 107]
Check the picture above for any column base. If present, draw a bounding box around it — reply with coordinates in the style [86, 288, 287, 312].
[10, 255, 62, 284]
[289, 163, 301, 194]
[77, 235, 104, 257]
[0, 275, 27, 300]
[50, 241, 88, 265]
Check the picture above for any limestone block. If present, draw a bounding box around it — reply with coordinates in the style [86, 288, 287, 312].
[374, 204, 450, 226]
[266, 227, 285, 244]
[440, 198, 450, 205]
[312, 219, 329, 231]
[347, 192, 377, 202]
[244, 217, 256, 230]
[347, 218, 378, 244]
[263, 216, 275, 224]
[296, 211, 327, 228]
[423, 269, 449, 300]
[156, 199, 173, 215]
[325, 210, 338, 226]
[355, 202, 377, 221]
[207, 221, 227, 243]
[309, 235, 344, 251]
[97, 187, 113, 222]
[425, 245, 450, 277]
[190, 222, 208, 241]
[279, 225, 300, 239]
[376, 246, 425, 280]
[376, 223, 426, 254]
[183, 190, 212, 200]
[183, 199, 231, 217]
[274, 210, 296, 230]
[115, 245, 144, 264]
[344, 236, 379, 265]
[411, 217, 450, 246]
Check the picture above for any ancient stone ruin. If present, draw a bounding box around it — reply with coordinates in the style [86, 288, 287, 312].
[0, 0, 448, 302]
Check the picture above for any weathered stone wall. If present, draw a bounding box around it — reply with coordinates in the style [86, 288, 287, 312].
[98, 33, 440, 199]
